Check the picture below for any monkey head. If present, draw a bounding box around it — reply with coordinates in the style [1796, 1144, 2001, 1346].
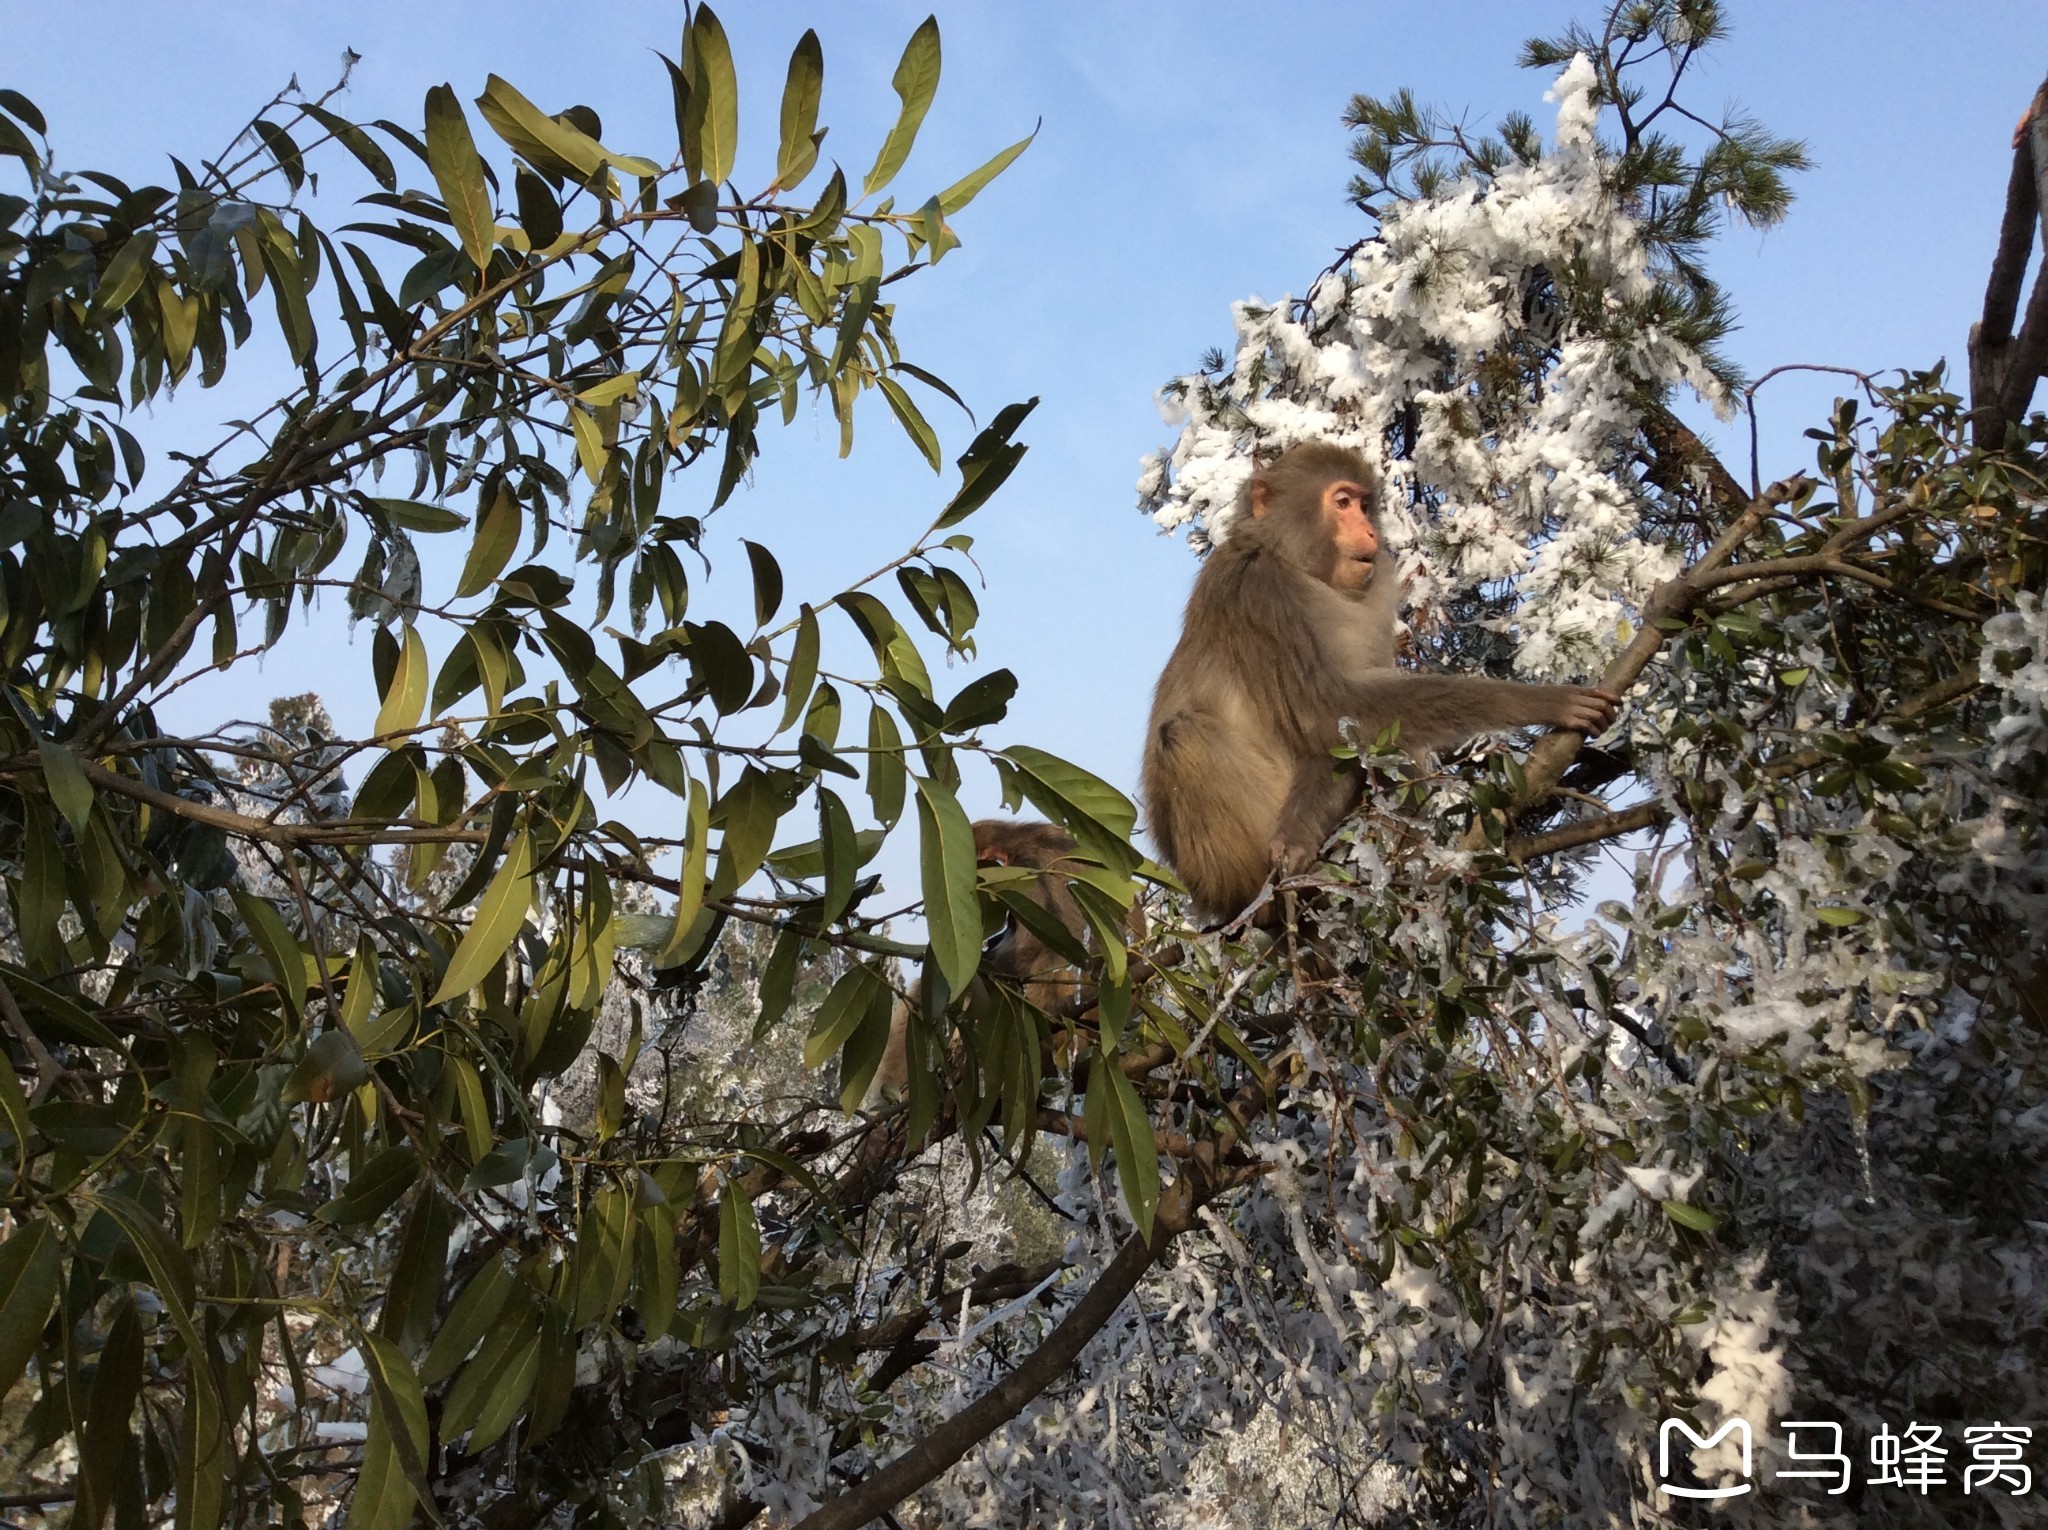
[1245, 441, 1381, 592]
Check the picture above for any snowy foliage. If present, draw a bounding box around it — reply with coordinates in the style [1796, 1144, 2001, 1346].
[1139, 57, 1727, 681]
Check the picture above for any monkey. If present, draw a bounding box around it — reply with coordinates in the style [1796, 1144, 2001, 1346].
[870, 819, 1143, 1099]
[1141, 441, 1621, 926]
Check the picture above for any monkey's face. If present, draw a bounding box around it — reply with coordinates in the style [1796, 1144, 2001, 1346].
[1315, 477, 1379, 590]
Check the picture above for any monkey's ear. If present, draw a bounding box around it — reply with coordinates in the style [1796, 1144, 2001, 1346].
[979, 845, 1012, 866]
[1248, 480, 1273, 518]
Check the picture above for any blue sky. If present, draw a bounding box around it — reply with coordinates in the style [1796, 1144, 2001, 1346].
[6, 1, 2044, 907]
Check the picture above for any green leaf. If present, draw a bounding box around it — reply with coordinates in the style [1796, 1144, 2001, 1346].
[370, 496, 469, 534]
[0, 1215, 60, 1403]
[1100, 1064, 1160, 1239]
[0, 1050, 31, 1175]
[37, 735, 93, 836]
[775, 30, 825, 189]
[93, 230, 157, 314]
[375, 624, 429, 744]
[686, 6, 740, 186]
[711, 238, 761, 387]
[1662, 1200, 1720, 1233]
[350, 1335, 432, 1528]
[718, 1177, 762, 1310]
[803, 963, 887, 1070]
[742, 540, 783, 627]
[431, 827, 535, 1004]
[837, 981, 893, 1111]
[1000, 744, 1139, 840]
[420, 1257, 514, 1385]
[440, 1299, 537, 1437]
[513, 164, 561, 247]
[13, 801, 63, 973]
[1813, 906, 1868, 927]
[866, 705, 906, 828]
[254, 225, 317, 365]
[316, 1144, 422, 1225]
[282, 1028, 369, 1104]
[863, 16, 941, 199]
[711, 766, 790, 894]
[912, 774, 980, 994]
[660, 778, 711, 963]
[462, 1320, 540, 1451]
[450, 1056, 491, 1159]
[424, 83, 496, 274]
[568, 1183, 635, 1330]
[827, 275, 878, 379]
[569, 403, 608, 484]
[838, 590, 932, 697]
[877, 374, 941, 471]
[456, 481, 522, 598]
[766, 825, 883, 880]
[935, 397, 1036, 528]
[752, 925, 802, 1040]
[476, 74, 658, 182]
[777, 605, 820, 732]
[938, 122, 1037, 214]
[379, 1187, 453, 1356]
[596, 1053, 625, 1141]
[304, 102, 397, 189]
[685, 619, 754, 714]
[578, 370, 641, 409]
[943, 668, 1016, 733]
[231, 888, 309, 1014]
[817, 787, 859, 925]
[76, 1297, 142, 1528]
[94, 1193, 227, 1522]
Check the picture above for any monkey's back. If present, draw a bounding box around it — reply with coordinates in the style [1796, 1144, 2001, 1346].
[1142, 553, 1298, 922]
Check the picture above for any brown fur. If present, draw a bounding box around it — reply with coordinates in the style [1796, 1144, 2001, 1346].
[872, 819, 1146, 1098]
[1142, 442, 1620, 924]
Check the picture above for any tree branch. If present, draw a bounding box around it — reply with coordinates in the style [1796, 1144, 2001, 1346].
[1464, 473, 1805, 846]
[1759, 670, 1983, 780]
[796, 1048, 1290, 1530]
[790, 1187, 1191, 1530]
[1506, 801, 1667, 864]
[1971, 75, 2048, 444]
[35, 757, 491, 849]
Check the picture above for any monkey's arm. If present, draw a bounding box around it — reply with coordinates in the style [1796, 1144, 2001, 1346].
[1270, 753, 1365, 876]
[1337, 671, 1619, 754]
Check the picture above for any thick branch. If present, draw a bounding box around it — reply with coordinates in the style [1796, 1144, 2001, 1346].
[1036, 1106, 1204, 1162]
[1972, 76, 2048, 443]
[2000, 244, 2048, 433]
[841, 1260, 1065, 1360]
[1506, 801, 1668, 864]
[1981, 88, 2045, 350]
[1641, 402, 1749, 517]
[791, 1186, 1190, 1530]
[798, 1046, 1288, 1530]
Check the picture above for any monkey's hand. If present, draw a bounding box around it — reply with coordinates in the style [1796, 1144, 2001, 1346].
[1543, 686, 1621, 735]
